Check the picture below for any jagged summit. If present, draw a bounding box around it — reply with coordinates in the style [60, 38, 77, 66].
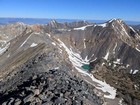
[47, 20, 91, 28]
[48, 20, 58, 26]
[108, 18, 120, 22]
[109, 18, 126, 25]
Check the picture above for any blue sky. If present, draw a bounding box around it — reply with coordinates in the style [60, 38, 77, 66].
[0, 0, 140, 21]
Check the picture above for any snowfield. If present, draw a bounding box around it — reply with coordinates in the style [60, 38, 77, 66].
[58, 39, 116, 99]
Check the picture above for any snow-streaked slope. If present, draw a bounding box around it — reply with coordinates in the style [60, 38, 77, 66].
[0, 42, 10, 55]
[74, 23, 107, 30]
[58, 39, 90, 66]
[58, 39, 116, 99]
[74, 25, 93, 30]
[109, 18, 117, 23]
[19, 34, 32, 48]
[97, 23, 107, 27]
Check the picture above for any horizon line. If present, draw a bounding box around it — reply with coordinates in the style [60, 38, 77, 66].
[0, 17, 140, 22]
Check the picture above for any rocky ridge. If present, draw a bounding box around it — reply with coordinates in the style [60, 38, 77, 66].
[0, 53, 103, 105]
[0, 69, 103, 105]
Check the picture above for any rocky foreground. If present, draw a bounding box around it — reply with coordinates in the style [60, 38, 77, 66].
[0, 69, 103, 105]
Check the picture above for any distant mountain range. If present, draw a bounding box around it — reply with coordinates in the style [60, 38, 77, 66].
[0, 17, 140, 25]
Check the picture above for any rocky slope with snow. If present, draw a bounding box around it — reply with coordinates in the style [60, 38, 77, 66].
[47, 19, 140, 105]
[0, 19, 140, 105]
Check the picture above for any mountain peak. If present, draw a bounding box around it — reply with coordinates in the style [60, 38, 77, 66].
[50, 20, 57, 23]
[49, 20, 58, 25]
[108, 18, 124, 23]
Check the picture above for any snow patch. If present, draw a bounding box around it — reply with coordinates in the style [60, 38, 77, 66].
[113, 43, 117, 54]
[54, 67, 59, 69]
[90, 57, 97, 62]
[52, 42, 56, 46]
[126, 64, 129, 68]
[113, 64, 117, 67]
[83, 38, 86, 48]
[30, 43, 37, 47]
[118, 98, 123, 105]
[102, 62, 105, 66]
[130, 69, 139, 74]
[103, 51, 109, 60]
[109, 63, 111, 66]
[97, 23, 107, 27]
[134, 85, 138, 90]
[130, 69, 133, 74]
[74, 25, 93, 30]
[74, 67, 116, 99]
[47, 33, 51, 37]
[68, 29, 71, 32]
[84, 42, 86, 48]
[113, 59, 120, 64]
[0, 42, 10, 55]
[84, 56, 89, 63]
[133, 70, 139, 74]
